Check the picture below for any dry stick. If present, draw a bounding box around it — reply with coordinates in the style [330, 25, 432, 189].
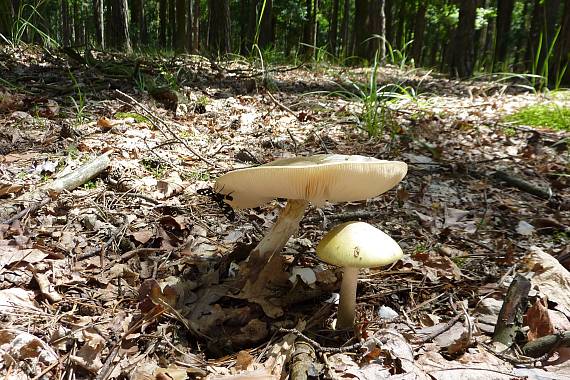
[302, 210, 379, 224]
[264, 89, 300, 120]
[114, 90, 220, 169]
[1, 153, 111, 224]
[492, 273, 531, 347]
[278, 328, 362, 354]
[492, 170, 552, 200]
[414, 313, 464, 345]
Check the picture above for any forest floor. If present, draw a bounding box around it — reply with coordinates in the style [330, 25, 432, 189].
[0, 45, 569, 380]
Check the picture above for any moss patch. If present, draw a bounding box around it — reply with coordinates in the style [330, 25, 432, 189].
[505, 103, 570, 131]
[114, 112, 149, 123]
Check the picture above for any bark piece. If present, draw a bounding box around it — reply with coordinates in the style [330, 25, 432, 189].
[492, 274, 531, 347]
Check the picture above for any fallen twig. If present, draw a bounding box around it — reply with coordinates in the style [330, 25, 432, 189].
[115, 89, 221, 169]
[278, 328, 362, 353]
[1, 153, 111, 224]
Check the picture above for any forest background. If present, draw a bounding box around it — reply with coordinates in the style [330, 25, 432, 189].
[1, 0, 570, 89]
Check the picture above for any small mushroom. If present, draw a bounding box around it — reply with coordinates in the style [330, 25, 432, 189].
[316, 221, 403, 329]
[214, 154, 407, 282]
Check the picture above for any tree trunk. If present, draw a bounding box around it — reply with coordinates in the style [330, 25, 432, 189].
[61, 0, 71, 46]
[93, 0, 104, 48]
[258, 0, 273, 49]
[449, 0, 476, 78]
[395, 0, 406, 50]
[239, 0, 257, 54]
[527, 0, 561, 71]
[341, 0, 351, 56]
[131, 0, 147, 46]
[368, 0, 386, 61]
[328, 0, 339, 55]
[186, 0, 193, 51]
[411, 1, 427, 65]
[159, 0, 167, 48]
[302, 0, 314, 58]
[494, 0, 515, 70]
[0, 1, 13, 40]
[192, 0, 200, 52]
[385, 0, 393, 48]
[207, 0, 231, 55]
[553, 0, 570, 85]
[109, 0, 131, 52]
[168, 0, 176, 49]
[354, 0, 369, 59]
[175, 0, 186, 52]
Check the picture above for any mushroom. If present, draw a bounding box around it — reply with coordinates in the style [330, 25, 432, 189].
[316, 221, 403, 329]
[214, 154, 407, 283]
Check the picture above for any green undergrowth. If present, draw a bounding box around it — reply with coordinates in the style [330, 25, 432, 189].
[505, 103, 570, 131]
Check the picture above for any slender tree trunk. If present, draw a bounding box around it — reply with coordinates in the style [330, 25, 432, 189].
[93, 0, 104, 48]
[239, 0, 257, 54]
[329, 0, 339, 55]
[109, 0, 131, 52]
[527, 0, 561, 79]
[341, 0, 350, 56]
[312, 0, 319, 52]
[0, 0, 14, 40]
[131, 0, 147, 47]
[411, 1, 427, 65]
[494, 0, 515, 70]
[168, 0, 176, 49]
[186, 0, 193, 51]
[302, 0, 313, 57]
[449, 0, 476, 78]
[395, 0, 406, 49]
[175, 0, 186, 52]
[159, 0, 167, 48]
[368, 0, 386, 61]
[258, 0, 273, 49]
[553, 0, 570, 85]
[385, 0, 393, 47]
[207, 0, 231, 55]
[61, 0, 71, 46]
[192, 0, 200, 52]
[354, 0, 369, 59]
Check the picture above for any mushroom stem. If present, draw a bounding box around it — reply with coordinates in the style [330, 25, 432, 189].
[336, 267, 360, 329]
[246, 199, 310, 281]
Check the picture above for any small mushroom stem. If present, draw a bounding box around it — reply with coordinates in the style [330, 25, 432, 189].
[246, 199, 310, 281]
[336, 267, 359, 329]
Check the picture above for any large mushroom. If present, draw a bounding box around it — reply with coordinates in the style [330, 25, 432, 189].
[316, 221, 403, 329]
[214, 154, 407, 285]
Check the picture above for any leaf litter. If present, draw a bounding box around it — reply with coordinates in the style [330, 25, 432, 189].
[0, 46, 569, 379]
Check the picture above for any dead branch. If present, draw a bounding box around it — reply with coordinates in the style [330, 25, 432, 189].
[522, 331, 570, 358]
[1, 153, 111, 224]
[492, 274, 531, 347]
[290, 340, 317, 380]
[302, 210, 380, 225]
[492, 170, 552, 200]
[115, 89, 221, 169]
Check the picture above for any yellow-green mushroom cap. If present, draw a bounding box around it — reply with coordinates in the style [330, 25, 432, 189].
[214, 154, 407, 209]
[316, 221, 403, 268]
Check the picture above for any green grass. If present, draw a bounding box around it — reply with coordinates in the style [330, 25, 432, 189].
[505, 103, 570, 131]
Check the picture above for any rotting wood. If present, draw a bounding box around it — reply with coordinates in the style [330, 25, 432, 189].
[492, 273, 531, 347]
[492, 170, 552, 200]
[290, 340, 317, 380]
[1, 153, 111, 224]
[522, 331, 570, 358]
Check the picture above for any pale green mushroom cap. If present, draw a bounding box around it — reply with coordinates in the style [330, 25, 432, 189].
[214, 154, 408, 209]
[316, 221, 403, 268]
